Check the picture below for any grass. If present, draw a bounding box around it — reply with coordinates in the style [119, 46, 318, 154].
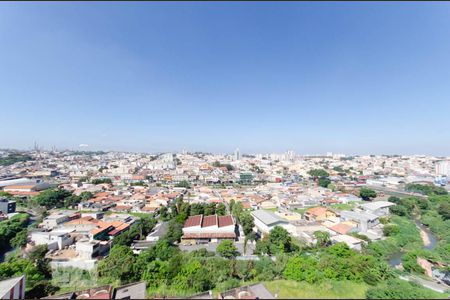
[329, 203, 355, 210]
[263, 208, 279, 212]
[264, 279, 369, 299]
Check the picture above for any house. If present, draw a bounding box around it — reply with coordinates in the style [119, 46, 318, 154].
[181, 214, 236, 244]
[251, 210, 289, 238]
[329, 223, 356, 235]
[0, 275, 26, 299]
[330, 234, 364, 251]
[30, 230, 74, 250]
[339, 210, 379, 232]
[41, 212, 80, 230]
[304, 207, 337, 222]
[359, 201, 396, 217]
[75, 238, 110, 259]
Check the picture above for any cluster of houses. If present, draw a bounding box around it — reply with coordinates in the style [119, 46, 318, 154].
[28, 210, 136, 270]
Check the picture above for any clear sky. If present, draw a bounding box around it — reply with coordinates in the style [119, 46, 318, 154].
[1, 2, 450, 155]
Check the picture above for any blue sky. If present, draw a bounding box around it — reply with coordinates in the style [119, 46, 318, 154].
[1, 2, 450, 155]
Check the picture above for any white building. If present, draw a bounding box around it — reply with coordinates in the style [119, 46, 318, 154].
[359, 201, 396, 217]
[30, 230, 74, 250]
[251, 210, 289, 238]
[435, 160, 450, 176]
[234, 148, 240, 161]
[0, 275, 26, 299]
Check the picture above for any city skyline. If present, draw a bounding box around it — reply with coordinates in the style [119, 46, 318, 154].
[1, 2, 450, 155]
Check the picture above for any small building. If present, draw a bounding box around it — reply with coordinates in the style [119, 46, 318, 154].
[0, 197, 16, 214]
[0, 275, 26, 299]
[330, 234, 364, 251]
[182, 214, 236, 244]
[251, 210, 289, 238]
[339, 210, 379, 232]
[359, 201, 396, 217]
[30, 230, 74, 250]
[75, 239, 110, 259]
[304, 206, 337, 222]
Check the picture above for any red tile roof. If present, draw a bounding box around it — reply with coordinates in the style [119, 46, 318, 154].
[202, 215, 218, 227]
[184, 215, 202, 228]
[218, 215, 234, 227]
[330, 223, 353, 235]
[182, 232, 236, 239]
[306, 206, 328, 217]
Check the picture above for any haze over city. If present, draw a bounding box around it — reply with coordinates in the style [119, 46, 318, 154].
[1, 2, 450, 155]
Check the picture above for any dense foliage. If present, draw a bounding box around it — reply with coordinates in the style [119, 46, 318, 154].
[0, 153, 33, 166]
[366, 279, 444, 299]
[31, 189, 80, 209]
[405, 183, 448, 196]
[308, 169, 329, 178]
[91, 178, 112, 184]
[0, 245, 56, 298]
[0, 213, 29, 251]
[212, 161, 234, 171]
[112, 215, 157, 246]
[284, 243, 394, 285]
[175, 180, 191, 188]
[359, 188, 377, 201]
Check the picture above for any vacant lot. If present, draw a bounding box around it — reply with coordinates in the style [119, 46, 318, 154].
[264, 279, 369, 299]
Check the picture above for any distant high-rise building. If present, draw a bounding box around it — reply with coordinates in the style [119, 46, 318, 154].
[234, 148, 240, 161]
[435, 160, 450, 176]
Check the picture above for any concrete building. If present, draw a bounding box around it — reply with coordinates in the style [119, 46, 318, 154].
[75, 239, 110, 259]
[339, 210, 379, 232]
[30, 230, 74, 250]
[359, 201, 395, 217]
[435, 160, 450, 176]
[0, 198, 16, 214]
[0, 275, 26, 299]
[234, 148, 240, 161]
[251, 210, 289, 237]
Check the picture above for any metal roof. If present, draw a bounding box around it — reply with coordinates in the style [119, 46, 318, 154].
[251, 210, 288, 226]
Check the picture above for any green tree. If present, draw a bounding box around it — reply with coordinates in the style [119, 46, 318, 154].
[359, 188, 377, 201]
[318, 177, 331, 188]
[308, 169, 329, 178]
[204, 203, 216, 216]
[32, 188, 72, 209]
[383, 224, 400, 236]
[216, 240, 239, 259]
[240, 213, 255, 237]
[175, 180, 191, 189]
[216, 203, 226, 216]
[97, 245, 136, 284]
[11, 229, 28, 248]
[268, 226, 293, 254]
[438, 202, 450, 220]
[313, 230, 331, 247]
[79, 191, 94, 201]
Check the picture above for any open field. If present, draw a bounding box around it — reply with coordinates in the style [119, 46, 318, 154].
[264, 279, 369, 299]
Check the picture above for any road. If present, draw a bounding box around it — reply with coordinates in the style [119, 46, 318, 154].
[366, 185, 428, 199]
[399, 275, 449, 294]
